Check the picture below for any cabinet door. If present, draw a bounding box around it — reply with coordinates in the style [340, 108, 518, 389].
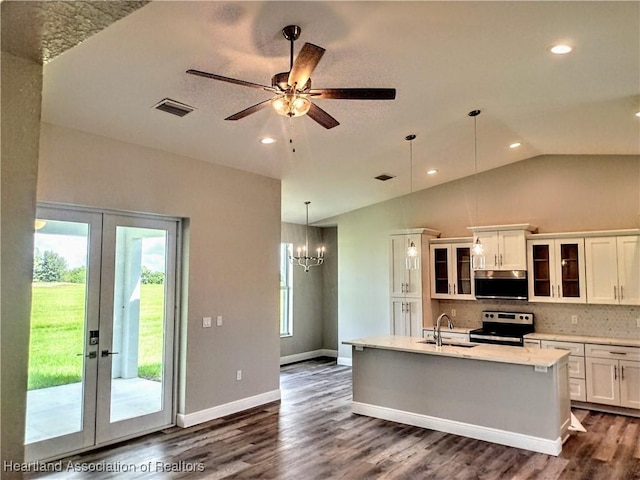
[557, 239, 586, 303]
[586, 357, 619, 406]
[452, 244, 474, 298]
[499, 230, 527, 270]
[390, 236, 409, 297]
[431, 245, 451, 298]
[528, 240, 555, 302]
[617, 236, 640, 305]
[585, 237, 618, 304]
[390, 298, 407, 335]
[620, 360, 640, 409]
[474, 232, 499, 269]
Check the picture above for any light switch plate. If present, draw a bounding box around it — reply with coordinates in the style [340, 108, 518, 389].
[216, 315, 223, 327]
[203, 317, 212, 328]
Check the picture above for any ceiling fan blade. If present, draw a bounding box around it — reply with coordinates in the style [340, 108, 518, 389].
[225, 99, 272, 121]
[309, 88, 396, 100]
[186, 69, 276, 93]
[287, 43, 325, 90]
[306, 102, 339, 129]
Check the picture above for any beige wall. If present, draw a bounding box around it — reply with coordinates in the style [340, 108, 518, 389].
[37, 122, 281, 415]
[1, 52, 43, 474]
[334, 155, 640, 360]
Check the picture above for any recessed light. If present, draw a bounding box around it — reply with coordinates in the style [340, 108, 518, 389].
[550, 44, 573, 55]
[635, 111, 640, 118]
[509, 142, 522, 149]
[260, 137, 276, 144]
[426, 169, 438, 175]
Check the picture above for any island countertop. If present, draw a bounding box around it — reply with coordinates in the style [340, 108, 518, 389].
[343, 335, 569, 368]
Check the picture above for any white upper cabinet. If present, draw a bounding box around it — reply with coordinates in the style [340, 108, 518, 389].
[527, 238, 586, 303]
[430, 242, 474, 300]
[469, 224, 535, 271]
[585, 235, 640, 305]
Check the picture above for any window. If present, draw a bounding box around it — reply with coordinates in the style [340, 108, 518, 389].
[279, 243, 293, 336]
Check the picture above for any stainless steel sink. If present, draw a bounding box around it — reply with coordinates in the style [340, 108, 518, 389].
[418, 339, 478, 348]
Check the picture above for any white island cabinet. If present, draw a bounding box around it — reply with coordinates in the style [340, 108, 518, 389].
[343, 336, 570, 456]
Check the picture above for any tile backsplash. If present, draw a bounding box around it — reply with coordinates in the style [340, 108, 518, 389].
[437, 299, 640, 339]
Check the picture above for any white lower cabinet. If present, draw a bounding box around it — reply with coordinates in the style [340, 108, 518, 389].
[390, 298, 422, 337]
[585, 344, 640, 409]
[541, 340, 586, 402]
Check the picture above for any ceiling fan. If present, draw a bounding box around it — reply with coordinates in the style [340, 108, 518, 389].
[186, 25, 396, 129]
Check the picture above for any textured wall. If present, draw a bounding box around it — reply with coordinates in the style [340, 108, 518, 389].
[1, 52, 43, 474]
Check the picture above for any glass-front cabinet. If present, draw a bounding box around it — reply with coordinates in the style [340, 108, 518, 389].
[527, 238, 586, 303]
[430, 241, 474, 300]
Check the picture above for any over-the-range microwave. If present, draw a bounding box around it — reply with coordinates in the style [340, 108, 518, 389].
[474, 270, 528, 300]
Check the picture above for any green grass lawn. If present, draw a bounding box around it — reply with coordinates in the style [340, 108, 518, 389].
[28, 283, 164, 390]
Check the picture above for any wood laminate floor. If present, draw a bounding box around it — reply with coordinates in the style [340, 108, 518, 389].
[25, 358, 640, 480]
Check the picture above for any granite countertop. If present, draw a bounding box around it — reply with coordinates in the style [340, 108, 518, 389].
[525, 332, 640, 348]
[343, 335, 568, 368]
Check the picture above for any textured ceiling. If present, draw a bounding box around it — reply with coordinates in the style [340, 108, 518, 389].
[1, 0, 148, 63]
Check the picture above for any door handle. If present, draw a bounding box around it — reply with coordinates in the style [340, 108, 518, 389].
[77, 351, 97, 359]
[101, 350, 119, 357]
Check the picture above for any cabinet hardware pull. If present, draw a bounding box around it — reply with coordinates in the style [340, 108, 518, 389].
[610, 351, 627, 355]
[621, 366, 625, 381]
[499, 254, 503, 266]
[620, 286, 624, 300]
[448, 283, 451, 295]
[494, 254, 498, 267]
[551, 285, 555, 298]
[453, 284, 457, 295]
[614, 365, 617, 380]
[614, 286, 617, 299]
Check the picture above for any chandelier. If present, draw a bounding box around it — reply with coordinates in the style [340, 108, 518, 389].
[290, 201, 324, 272]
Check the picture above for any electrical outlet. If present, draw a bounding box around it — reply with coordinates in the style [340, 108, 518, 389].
[236, 370, 242, 381]
[202, 317, 212, 328]
[451, 309, 456, 318]
[571, 315, 578, 325]
[216, 315, 223, 327]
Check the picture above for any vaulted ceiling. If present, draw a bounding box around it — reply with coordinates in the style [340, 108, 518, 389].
[4, 1, 639, 224]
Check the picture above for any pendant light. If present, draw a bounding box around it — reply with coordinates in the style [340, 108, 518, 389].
[289, 201, 325, 272]
[405, 134, 420, 271]
[469, 109, 486, 270]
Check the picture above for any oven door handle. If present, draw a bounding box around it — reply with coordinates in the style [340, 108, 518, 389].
[470, 334, 521, 343]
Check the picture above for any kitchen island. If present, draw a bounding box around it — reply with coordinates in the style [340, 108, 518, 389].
[343, 335, 571, 455]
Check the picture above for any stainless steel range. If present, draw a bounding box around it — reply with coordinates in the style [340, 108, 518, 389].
[469, 311, 534, 347]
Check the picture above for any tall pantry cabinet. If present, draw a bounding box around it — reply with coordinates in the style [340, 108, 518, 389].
[389, 228, 440, 337]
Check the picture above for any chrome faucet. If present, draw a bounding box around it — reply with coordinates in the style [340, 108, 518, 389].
[434, 313, 454, 347]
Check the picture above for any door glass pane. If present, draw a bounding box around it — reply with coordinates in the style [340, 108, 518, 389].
[532, 245, 551, 297]
[456, 247, 472, 295]
[26, 219, 89, 443]
[434, 248, 449, 294]
[560, 243, 580, 298]
[110, 226, 167, 423]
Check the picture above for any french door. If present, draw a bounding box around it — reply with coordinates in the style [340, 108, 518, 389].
[25, 206, 179, 461]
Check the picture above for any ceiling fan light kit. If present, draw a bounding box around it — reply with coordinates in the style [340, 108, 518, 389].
[186, 25, 396, 129]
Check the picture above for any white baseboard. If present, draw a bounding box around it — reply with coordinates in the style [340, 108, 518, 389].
[351, 401, 563, 456]
[337, 356, 352, 366]
[280, 349, 338, 365]
[177, 389, 281, 428]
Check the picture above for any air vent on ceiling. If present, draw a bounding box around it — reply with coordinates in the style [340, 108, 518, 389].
[153, 98, 195, 117]
[374, 174, 395, 182]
